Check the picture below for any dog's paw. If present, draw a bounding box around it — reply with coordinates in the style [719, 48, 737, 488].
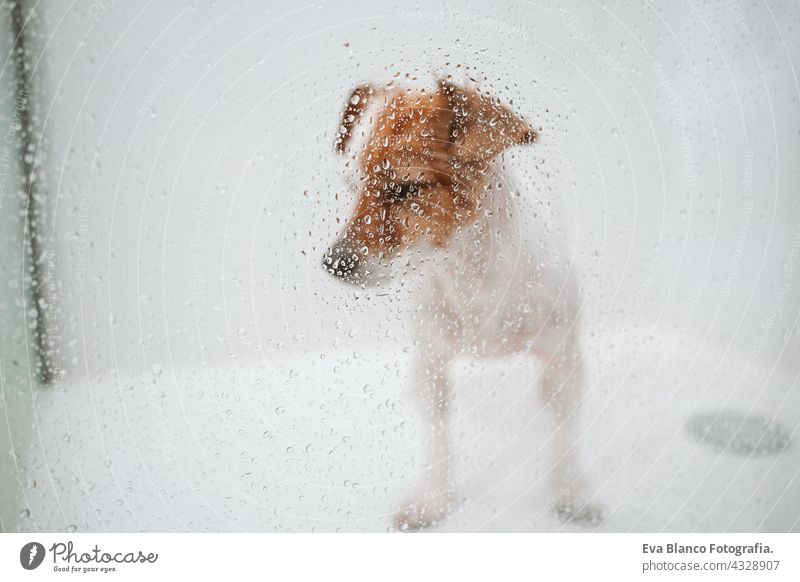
[555, 498, 604, 526]
[393, 489, 454, 531]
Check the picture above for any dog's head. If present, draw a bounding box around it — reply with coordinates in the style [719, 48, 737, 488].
[323, 80, 536, 285]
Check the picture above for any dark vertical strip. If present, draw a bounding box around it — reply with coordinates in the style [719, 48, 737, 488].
[10, 1, 49, 385]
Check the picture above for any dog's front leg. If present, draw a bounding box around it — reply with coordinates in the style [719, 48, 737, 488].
[540, 341, 604, 525]
[393, 350, 455, 531]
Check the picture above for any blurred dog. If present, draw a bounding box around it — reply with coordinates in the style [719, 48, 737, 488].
[323, 79, 601, 530]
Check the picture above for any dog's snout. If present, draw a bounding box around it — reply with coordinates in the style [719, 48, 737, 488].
[322, 244, 363, 282]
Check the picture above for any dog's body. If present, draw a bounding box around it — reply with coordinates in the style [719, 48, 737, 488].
[324, 80, 601, 529]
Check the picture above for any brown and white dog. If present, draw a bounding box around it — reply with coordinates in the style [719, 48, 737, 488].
[323, 79, 602, 530]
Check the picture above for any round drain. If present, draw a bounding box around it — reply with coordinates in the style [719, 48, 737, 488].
[685, 410, 792, 456]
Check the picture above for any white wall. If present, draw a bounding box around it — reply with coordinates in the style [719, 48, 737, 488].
[27, 0, 800, 379]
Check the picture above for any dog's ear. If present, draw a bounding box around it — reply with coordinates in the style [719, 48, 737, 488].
[334, 84, 374, 154]
[438, 80, 536, 162]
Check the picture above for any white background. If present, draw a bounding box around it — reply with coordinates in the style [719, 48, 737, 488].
[1, 533, 798, 581]
[27, 0, 800, 375]
[12, 0, 800, 533]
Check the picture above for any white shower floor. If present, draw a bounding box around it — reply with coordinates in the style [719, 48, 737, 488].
[22, 324, 800, 532]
